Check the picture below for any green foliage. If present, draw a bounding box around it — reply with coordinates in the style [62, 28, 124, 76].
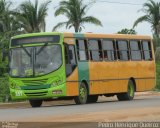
[53, 0, 102, 32]
[15, 0, 51, 33]
[133, 0, 160, 36]
[117, 28, 137, 34]
[154, 35, 160, 60]
[156, 61, 160, 90]
[0, 76, 9, 102]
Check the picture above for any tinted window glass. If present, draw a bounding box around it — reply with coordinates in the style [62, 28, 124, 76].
[117, 40, 129, 60]
[130, 40, 141, 60]
[142, 41, 152, 60]
[142, 41, 149, 50]
[88, 40, 102, 61]
[88, 40, 99, 50]
[118, 41, 128, 50]
[76, 40, 89, 61]
[102, 40, 114, 50]
[69, 45, 76, 65]
[102, 40, 116, 61]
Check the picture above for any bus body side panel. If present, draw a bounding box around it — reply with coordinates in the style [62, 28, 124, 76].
[136, 61, 146, 91]
[118, 61, 138, 92]
[89, 61, 104, 94]
[66, 68, 79, 96]
[144, 40, 156, 91]
[144, 61, 156, 91]
[137, 40, 156, 92]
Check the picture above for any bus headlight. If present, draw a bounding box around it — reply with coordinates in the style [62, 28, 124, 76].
[52, 79, 63, 87]
[10, 83, 21, 90]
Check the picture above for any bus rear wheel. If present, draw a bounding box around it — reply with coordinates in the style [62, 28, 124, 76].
[74, 82, 88, 104]
[117, 80, 135, 101]
[29, 100, 43, 107]
[87, 95, 98, 103]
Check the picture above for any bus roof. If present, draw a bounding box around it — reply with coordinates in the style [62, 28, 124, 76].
[64, 32, 152, 40]
[11, 32, 152, 40]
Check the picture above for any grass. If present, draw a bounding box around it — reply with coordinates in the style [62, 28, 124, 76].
[156, 61, 160, 90]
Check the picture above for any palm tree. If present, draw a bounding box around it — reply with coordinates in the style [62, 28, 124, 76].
[133, 0, 160, 36]
[0, 0, 21, 48]
[53, 0, 102, 32]
[0, 0, 13, 33]
[16, 0, 51, 33]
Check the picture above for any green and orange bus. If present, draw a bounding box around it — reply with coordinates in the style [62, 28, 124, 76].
[9, 32, 156, 107]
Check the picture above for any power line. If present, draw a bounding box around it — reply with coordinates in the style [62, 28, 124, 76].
[94, 0, 142, 6]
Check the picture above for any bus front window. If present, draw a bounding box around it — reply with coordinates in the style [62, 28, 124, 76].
[35, 45, 62, 76]
[10, 47, 33, 77]
[10, 45, 62, 77]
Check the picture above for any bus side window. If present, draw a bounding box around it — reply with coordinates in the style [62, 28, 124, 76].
[102, 40, 116, 61]
[65, 44, 77, 76]
[76, 39, 89, 61]
[130, 40, 142, 61]
[117, 40, 129, 61]
[88, 39, 103, 61]
[142, 41, 152, 61]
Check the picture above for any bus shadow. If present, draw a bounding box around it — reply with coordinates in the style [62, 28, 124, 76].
[41, 98, 147, 108]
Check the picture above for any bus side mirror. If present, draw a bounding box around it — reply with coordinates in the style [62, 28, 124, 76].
[69, 50, 73, 60]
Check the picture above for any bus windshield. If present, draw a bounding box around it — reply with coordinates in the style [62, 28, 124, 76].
[10, 44, 62, 77]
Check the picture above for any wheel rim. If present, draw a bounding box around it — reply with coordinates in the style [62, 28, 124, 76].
[79, 86, 87, 103]
[128, 83, 134, 97]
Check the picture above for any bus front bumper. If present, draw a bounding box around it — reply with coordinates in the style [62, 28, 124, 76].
[10, 83, 66, 100]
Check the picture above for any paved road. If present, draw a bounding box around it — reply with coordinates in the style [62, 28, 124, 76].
[0, 95, 160, 122]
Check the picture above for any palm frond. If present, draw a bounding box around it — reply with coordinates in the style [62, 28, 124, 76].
[81, 16, 102, 26]
[54, 0, 102, 32]
[133, 15, 149, 28]
[52, 22, 68, 31]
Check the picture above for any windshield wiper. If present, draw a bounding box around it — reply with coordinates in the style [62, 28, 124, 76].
[36, 43, 48, 55]
[20, 44, 31, 57]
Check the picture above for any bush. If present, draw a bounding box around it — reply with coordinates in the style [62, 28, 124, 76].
[0, 75, 10, 102]
[156, 61, 160, 90]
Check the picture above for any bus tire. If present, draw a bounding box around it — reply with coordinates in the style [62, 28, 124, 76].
[87, 95, 98, 103]
[74, 82, 88, 104]
[117, 80, 135, 101]
[29, 100, 43, 107]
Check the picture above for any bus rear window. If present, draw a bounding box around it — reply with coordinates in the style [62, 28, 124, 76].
[11, 35, 60, 47]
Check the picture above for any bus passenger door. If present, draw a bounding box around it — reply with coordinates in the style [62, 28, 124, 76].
[64, 44, 79, 96]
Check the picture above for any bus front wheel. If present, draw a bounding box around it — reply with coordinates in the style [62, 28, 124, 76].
[29, 100, 43, 107]
[117, 80, 135, 101]
[74, 82, 88, 104]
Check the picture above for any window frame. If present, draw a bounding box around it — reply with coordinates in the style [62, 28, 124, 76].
[76, 39, 89, 62]
[116, 40, 130, 61]
[129, 40, 142, 61]
[141, 40, 153, 61]
[102, 39, 117, 62]
[88, 39, 103, 62]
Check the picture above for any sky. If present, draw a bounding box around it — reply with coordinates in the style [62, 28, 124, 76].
[11, 0, 160, 36]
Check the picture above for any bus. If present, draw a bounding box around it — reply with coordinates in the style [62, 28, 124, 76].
[9, 32, 156, 107]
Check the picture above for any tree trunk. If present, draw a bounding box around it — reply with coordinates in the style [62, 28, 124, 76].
[74, 24, 79, 33]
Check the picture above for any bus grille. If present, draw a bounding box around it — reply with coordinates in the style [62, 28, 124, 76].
[20, 84, 50, 90]
[21, 79, 48, 86]
[25, 91, 48, 97]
